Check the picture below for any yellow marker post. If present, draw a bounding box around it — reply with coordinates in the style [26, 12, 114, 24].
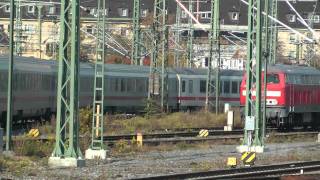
[198, 129, 209, 137]
[28, 129, 40, 138]
[241, 152, 256, 166]
[96, 105, 100, 137]
[227, 157, 237, 168]
[137, 132, 143, 147]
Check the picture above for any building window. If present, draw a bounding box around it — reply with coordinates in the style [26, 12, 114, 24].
[5, 5, 10, 13]
[141, 9, 148, 17]
[207, 12, 212, 19]
[230, 12, 239, 21]
[181, 11, 187, 18]
[118, 8, 128, 17]
[287, 14, 296, 23]
[86, 25, 93, 34]
[48, 6, 56, 15]
[314, 15, 320, 23]
[201, 13, 206, 19]
[90, 8, 97, 16]
[28, 5, 35, 13]
[288, 51, 296, 60]
[289, 33, 296, 43]
[200, 12, 211, 19]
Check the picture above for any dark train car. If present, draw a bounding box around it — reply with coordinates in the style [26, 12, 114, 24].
[0, 55, 243, 127]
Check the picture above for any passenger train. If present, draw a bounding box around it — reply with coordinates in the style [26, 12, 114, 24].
[0, 56, 243, 126]
[240, 64, 320, 129]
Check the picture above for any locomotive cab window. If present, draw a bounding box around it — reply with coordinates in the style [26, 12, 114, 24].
[267, 74, 280, 84]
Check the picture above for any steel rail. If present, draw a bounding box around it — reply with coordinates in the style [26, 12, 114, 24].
[132, 161, 320, 180]
[103, 130, 243, 141]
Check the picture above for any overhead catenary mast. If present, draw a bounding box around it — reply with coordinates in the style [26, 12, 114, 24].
[132, 0, 141, 65]
[205, 0, 220, 114]
[239, 0, 264, 153]
[49, 0, 84, 167]
[85, 0, 107, 159]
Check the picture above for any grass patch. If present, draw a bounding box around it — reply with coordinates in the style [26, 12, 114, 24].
[106, 110, 243, 135]
[0, 155, 35, 176]
[266, 132, 317, 143]
[13, 139, 54, 157]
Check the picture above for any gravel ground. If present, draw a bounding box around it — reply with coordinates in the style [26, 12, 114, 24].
[2, 142, 320, 179]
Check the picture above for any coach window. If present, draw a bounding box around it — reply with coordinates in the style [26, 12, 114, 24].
[267, 74, 279, 84]
[200, 80, 206, 93]
[231, 81, 238, 94]
[223, 81, 230, 94]
[210, 80, 215, 93]
[189, 80, 193, 94]
[120, 78, 126, 92]
[182, 80, 186, 93]
[136, 79, 143, 92]
[127, 78, 134, 92]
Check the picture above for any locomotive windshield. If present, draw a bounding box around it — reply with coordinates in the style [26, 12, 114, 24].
[267, 74, 280, 84]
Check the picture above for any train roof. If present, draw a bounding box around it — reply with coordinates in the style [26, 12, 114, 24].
[267, 64, 320, 75]
[0, 55, 244, 76]
[173, 68, 243, 76]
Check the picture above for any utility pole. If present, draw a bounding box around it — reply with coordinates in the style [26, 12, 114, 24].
[49, 0, 84, 167]
[305, 14, 315, 66]
[5, 0, 15, 152]
[262, 0, 270, 144]
[187, 0, 194, 68]
[262, 0, 277, 141]
[205, 0, 220, 114]
[132, 0, 141, 65]
[148, 0, 168, 112]
[174, 4, 182, 67]
[15, 0, 22, 56]
[269, 0, 278, 65]
[239, 0, 264, 153]
[85, 0, 107, 160]
[38, 5, 42, 60]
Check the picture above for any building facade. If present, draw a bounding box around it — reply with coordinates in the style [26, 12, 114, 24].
[0, 0, 319, 68]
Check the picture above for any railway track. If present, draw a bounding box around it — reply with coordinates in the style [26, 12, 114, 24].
[132, 161, 320, 180]
[11, 129, 317, 145]
[103, 129, 243, 141]
[105, 131, 318, 146]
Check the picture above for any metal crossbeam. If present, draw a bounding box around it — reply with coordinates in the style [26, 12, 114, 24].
[90, 0, 106, 150]
[51, 0, 82, 158]
[205, 0, 220, 114]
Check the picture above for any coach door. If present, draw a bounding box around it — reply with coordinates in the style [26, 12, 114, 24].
[288, 75, 294, 112]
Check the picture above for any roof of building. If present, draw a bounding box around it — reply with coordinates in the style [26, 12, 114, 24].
[0, 0, 319, 29]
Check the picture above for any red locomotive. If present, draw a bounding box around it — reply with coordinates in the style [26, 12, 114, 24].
[240, 64, 320, 129]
